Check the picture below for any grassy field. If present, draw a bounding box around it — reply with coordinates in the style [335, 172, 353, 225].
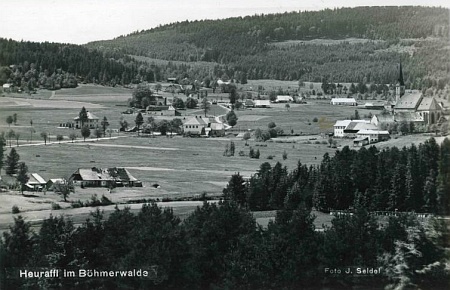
[0, 82, 446, 234]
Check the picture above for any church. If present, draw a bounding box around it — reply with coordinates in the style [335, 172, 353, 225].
[393, 63, 443, 125]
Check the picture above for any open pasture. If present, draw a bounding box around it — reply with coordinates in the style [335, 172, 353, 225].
[13, 135, 335, 194]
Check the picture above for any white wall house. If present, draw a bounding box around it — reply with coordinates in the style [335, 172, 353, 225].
[330, 98, 357, 106]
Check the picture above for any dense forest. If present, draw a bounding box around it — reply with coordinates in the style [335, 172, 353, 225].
[0, 39, 160, 91]
[0, 201, 448, 289]
[88, 6, 450, 86]
[224, 138, 450, 215]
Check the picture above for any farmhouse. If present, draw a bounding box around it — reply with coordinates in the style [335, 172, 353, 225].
[330, 98, 357, 106]
[74, 111, 99, 129]
[354, 130, 390, 146]
[147, 105, 181, 116]
[183, 116, 225, 136]
[69, 167, 141, 188]
[254, 100, 271, 108]
[275, 95, 293, 103]
[25, 173, 47, 191]
[344, 122, 378, 138]
[333, 120, 373, 138]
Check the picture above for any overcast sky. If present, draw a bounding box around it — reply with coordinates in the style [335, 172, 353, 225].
[1, 0, 449, 44]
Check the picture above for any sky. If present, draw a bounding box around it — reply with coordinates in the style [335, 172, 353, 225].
[1, 0, 449, 44]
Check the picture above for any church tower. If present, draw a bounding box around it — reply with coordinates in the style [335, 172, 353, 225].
[395, 61, 405, 104]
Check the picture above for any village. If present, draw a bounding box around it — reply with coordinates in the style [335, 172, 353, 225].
[0, 64, 447, 202]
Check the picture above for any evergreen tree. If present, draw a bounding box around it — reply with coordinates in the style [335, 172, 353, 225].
[135, 112, 144, 135]
[101, 116, 109, 136]
[5, 148, 20, 175]
[16, 162, 29, 194]
[81, 126, 90, 141]
[79, 107, 88, 128]
[223, 173, 247, 207]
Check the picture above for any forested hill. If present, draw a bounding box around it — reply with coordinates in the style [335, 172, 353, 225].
[85, 6, 449, 85]
[0, 39, 159, 91]
[88, 6, 448, 62]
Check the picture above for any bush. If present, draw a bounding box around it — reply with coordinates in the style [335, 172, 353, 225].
[267, 155, 275, 160]
[314, 141, 321, 144]
[12, 205, 20, 214]
[101, 195, 113, 205]
[312, 117, 319, 122]
[51, 202, 62, 210]
[282, 150, 288, 160]
[71, 200, 84, 208]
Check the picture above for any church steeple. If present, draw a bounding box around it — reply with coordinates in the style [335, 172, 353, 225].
[395, 61, 405, 103]
[398, 61, 405, 87]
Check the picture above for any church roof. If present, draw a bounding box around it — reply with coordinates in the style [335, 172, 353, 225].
[417, 97, 440, 111]
[395, 92, 422, 110]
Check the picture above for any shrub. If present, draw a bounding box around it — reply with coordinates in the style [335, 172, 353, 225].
[282, 150, 288, 160]
[267, 155, 275, 160]
[71, 200, 84, 208]
[12, 205, 20, 214]
[312, 117, 318, 122]
[101, 195, 113, 205]
[51, 202, 62, 210]
[314, 141, 321, 144]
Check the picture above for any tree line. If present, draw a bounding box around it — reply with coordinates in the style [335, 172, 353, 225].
[0, 201, 448, 289]
[224, 138, 450, 215]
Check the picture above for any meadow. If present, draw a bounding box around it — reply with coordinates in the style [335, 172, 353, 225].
[0, 82, 441, 233]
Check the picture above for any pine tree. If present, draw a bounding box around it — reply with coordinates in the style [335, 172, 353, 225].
[16, 162, 29, 194]
[79, 107, 88, 128]
[223, 173, 247, 207]
[5, 148, 20, 176]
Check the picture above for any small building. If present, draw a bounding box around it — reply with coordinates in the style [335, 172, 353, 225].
[254, 100, 271, 108]
[330, 98, 357, 106]
[74, 111, 99, 129]
[356, 130, 390, 143]
[364, 102, 385, 110]
[46, 178, 67, 191]
[26, 173, 47, 191]
[275, 95, 293, 103]
[2, 83, 12, 93]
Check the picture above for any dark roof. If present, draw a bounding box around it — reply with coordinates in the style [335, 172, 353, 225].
[395, 92, 422, 110]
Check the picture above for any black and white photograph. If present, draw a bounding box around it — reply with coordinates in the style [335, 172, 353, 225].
[0, 0, 449, 289]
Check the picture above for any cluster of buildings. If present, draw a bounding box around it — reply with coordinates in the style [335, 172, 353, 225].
[18, 168, 142, 192]
[332, 64, 446, 146]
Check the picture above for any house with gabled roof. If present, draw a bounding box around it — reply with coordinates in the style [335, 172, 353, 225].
[69, 167, 141, 188]
[25, 173, 47, 191]
[74, 111, 99, 129]
[183, 116, 225, 136]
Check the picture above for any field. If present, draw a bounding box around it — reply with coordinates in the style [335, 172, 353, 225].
[0, 82, 444, 233]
